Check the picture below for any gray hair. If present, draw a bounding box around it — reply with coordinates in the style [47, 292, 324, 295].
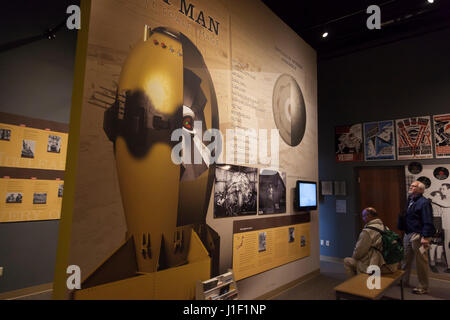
[414, 181, 425, 192]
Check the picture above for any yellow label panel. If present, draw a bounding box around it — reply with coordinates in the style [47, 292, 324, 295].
[0, 123, 68, 170]
[233, 223, 310, 281]
[0, 178, 63, 222]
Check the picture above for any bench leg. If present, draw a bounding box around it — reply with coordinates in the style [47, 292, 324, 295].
[400, 279, 404, 300]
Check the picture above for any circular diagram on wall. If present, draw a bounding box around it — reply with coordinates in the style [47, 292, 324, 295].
[433, 167, 449, 180]
[272, 74, 306, 147]
[417, 176, 431, 189]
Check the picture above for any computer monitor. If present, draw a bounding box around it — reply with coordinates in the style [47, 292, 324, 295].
[295, 180, 317, 211]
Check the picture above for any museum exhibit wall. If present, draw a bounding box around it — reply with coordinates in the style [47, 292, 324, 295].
[54, 0, 318, 300]
[318, 27, 450, 259]
[0, 1, 78, 293]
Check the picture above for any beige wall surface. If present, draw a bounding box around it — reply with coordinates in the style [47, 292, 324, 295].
[62, 0, 318, 299]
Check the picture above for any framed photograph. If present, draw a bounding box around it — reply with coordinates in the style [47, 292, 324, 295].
[334, 181, 346, 196]
[6, 192, 23, 203]
[214, 164, 257, 218]
[396, 116, 433, 160]
[258, 169, 286, 214]
[47, 135, 62, 153]
[335, 124, 363, 162]
[0, 129, 11, 141]
[33, 193, 47, 204]
[363, 120, 396, 161]
[433, 113, 450, 159]
[258, 231, 267, 252]
[21, 140, 35, 159]
[288, 227, 295, 243]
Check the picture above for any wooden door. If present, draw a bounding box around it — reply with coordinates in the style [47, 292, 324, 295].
[356, 166, 406, 234]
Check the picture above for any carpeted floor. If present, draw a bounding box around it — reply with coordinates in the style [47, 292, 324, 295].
[271, 260, 450, 300]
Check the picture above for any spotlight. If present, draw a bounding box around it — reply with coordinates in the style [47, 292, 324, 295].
[322, 32, 329, 38]
[427, 0, 434, 3]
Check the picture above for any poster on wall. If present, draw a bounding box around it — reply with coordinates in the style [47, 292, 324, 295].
[363, 120, 396, 161]
[434, 113, 450, 159]
[405, 164, 450, 276]
[0, 178, 63, 223]
[258, 169, 286, 214]
[0, 123, 68, 170]
[54, 0, 318, 299]
[335, 124, 363, 162]
[214, 165, 257, 218]
[396, 116, 433, 160]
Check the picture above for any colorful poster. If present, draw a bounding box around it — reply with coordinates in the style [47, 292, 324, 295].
[0, 123, 68, 170]
[434, 113, 450, 159]
[335, 124, 363, 162]
[363, 120, 395, 161]
[396, 116, 433, 160]
[0, 178, 63, 222]
[405, 164, 450, 277]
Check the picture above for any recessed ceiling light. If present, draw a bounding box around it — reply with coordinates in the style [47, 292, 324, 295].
[427, 0, 434, 3]
[322, 32, 329, 38]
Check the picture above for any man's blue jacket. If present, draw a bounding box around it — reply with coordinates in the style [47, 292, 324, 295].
[398, 194, 435, 238]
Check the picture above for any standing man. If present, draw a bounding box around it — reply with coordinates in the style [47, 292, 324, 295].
[398, 181, 436, 294]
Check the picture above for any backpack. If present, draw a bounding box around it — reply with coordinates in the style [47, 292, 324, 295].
[365, 226, 404, 265]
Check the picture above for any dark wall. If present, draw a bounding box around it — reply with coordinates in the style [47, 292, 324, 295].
[318, 27, 450, 258]
[0, 1, 78, 293]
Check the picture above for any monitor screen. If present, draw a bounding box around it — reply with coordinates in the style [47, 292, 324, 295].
[295, 181, 317, 210]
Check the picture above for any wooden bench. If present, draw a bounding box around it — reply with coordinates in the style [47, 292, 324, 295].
[334, 270, 405, 300]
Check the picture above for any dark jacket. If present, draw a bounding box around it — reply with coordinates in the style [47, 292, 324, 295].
[398, 194, 435, 237]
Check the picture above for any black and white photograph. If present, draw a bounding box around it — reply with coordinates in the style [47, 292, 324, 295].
[58, 184, 64, 198]
[33, 193, 47, 204]
[300, 235, 306, 247]
[21, 139, 35, 159]
[214, 164, 257, 218]
[47, 135, 62, 153]
[0, 128, 11, 141]
[258, 231, 267, 252]
[6, 192, 23, 203]
[288, 227, 295, 243]
[258, 169, 286, 214]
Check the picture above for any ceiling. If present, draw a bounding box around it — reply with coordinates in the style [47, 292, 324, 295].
[261, 0, 450, 60]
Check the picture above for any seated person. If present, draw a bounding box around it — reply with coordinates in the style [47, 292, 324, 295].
[344, 207, 398, 278]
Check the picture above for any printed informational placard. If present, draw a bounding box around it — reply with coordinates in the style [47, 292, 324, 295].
[0, 178, 63, 222]
[396, 116, 433, 160]
[232, 215, 310, 281]
[363, 121, 396, 161]
[335, 124, 363, 162]
[0, 123, 68, 170]
[320, 181, 333, 196]
[433, 113, 450, 159]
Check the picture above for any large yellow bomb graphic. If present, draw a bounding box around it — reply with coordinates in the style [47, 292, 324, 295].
[75, 26, 219, 299]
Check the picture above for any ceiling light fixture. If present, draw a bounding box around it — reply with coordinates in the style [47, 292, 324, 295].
[427, 0, 434, 3]
[322, 32, 329, 38]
